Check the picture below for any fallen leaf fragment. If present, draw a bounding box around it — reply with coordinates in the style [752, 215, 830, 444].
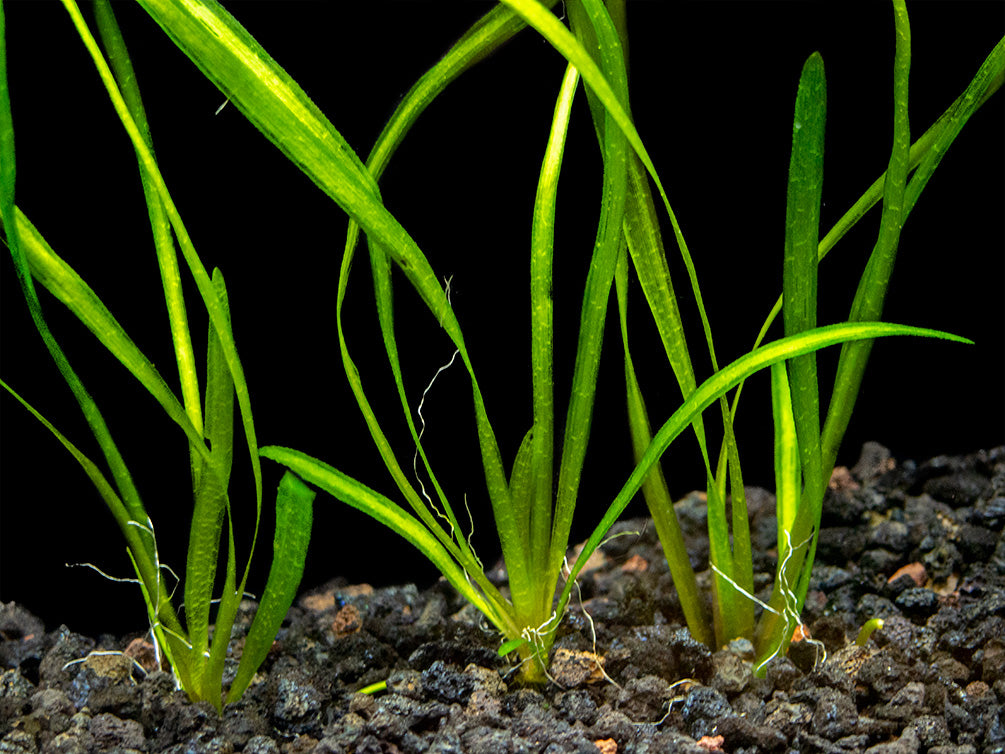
[790, 624, 811, 642]
[887, 562, 926, 587]
[594, 738, 617, 754]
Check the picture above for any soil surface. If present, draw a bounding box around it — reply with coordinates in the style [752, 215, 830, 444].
[2, 442, 1005, 754]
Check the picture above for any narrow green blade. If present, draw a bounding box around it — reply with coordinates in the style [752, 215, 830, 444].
[14, 212, 212, 462]
[614, 248, 712, 647]
[783, 51, 826, 505]
[62, 0, 263, 558]
[185, 269, 235, 674]
[770, 363, 801, 540]
[227, 471, 315, 703]
[259, 445, 517, 640]
[93, 0, 203, 439]
[822, 0, 912, 473]
[523, 62, 577, 612]
[549, 0, 629, 594]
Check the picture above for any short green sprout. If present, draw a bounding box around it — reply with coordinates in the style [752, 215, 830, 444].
[856, 618, 885, 647]
[358, 681, 389, 696]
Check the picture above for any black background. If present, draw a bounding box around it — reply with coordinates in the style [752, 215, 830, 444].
[1, 1, 1002, 638]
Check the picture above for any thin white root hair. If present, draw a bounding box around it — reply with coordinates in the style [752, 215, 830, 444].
[411, 274, 459, 529]
[409, 275, 488, 589]
[633, 677, 700, 730]
[711, 528, 826, 674]
[462, 494, 484, 575]
[563, 555, 621, 689]
[66, 562, 140, 584]
[121, 516, 182, 686]
[514, 612, 562, 686]
[412, 347, 461, 532]
[438, 274, 454, 328]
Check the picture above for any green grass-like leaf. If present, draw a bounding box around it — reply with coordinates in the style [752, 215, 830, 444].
[258, 445, 518, 639]
[782, 51, 826, 507]
[227, 471, 315, 703]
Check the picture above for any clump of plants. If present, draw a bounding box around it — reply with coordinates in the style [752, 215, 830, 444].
[3, 0, 1002, 694]
[0, 0, 313, 709]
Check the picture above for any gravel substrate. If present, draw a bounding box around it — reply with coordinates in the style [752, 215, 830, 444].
[2, 442, 1004, 753]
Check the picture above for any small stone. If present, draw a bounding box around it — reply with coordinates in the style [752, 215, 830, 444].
[549, 649, 606, 688]
[463, 664, 505, 697]
[874, 681, 925, 721]
[818, 527, 867, 561]
[870, 520, 910, 553]
[864, 726, 920, 754]
[386, 669, 423, 699]
[594, 738, 617, 754]
[330, 604, 363, 638]
[555, 689, 599, 726]
[88, 713, 145, 751]
[82, 652, 134, 682]
[123, 637, 161, 675]
[680, 686, 731, 740]
[669, 627, 714, 682]
[696, 734, 725, 752]
[717, 714, 787, 751]
[855, 594, 900, 626]
[620, 554, 649, 573]
[971, 496, 1005, 528]
[0, 668, 35, 720]
[860, 549, 903, 576]
[244, 735, 281, 754]
[980, 639, 1005, 684]
[924, 471, 992, 508]
[956, 524, 999, 562]
[895, 588, 939, 618]
[421, 660, 475, 705]
[0, 728, 37, 754]
[811, 686, 858, 739]
[30, 687, 73, 717]
[766, 657, 802, 693]
[932, 655, 970, 684]
[273, 676, 321, 724]
[853, 442, 896, 482]
[616, 675, 670, 722]
[710, 650, 750, 695]
[829, 466, 860, 492]
[857, 648, 914, 698]
[909, 715, 951, 749]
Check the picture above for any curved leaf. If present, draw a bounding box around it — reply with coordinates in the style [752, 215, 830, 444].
[556, 321, 970, 618]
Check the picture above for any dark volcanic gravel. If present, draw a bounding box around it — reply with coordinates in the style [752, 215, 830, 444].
[2, 442, 1004, 753]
